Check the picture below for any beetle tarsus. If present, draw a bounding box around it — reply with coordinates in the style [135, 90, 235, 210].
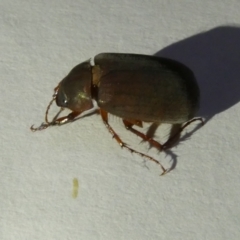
[30, 123, 50, 132]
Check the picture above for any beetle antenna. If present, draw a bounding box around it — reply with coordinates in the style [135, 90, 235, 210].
[45, 96, 57, 124]
[30, 86, 60, 132]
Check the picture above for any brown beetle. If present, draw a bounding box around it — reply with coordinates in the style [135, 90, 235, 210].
[31, 53, 203, 174]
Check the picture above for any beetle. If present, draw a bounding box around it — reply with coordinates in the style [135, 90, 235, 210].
[31, 53, 203, 175]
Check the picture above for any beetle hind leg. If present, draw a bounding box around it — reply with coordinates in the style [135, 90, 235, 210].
[100, 110, 168, 175]
[162, 117, 204, 150]
[123, 117, 204, 151]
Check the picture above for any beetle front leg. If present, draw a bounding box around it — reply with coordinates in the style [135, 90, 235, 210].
[100, 109, 168, 175]
[52, 111, 82, 125]
[30, 110, 82, 132]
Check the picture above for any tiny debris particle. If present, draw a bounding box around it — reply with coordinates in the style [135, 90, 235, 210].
[72, 178, 79, 199]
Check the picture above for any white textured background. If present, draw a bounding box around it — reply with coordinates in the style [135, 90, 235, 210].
[1, 1, 240, 239]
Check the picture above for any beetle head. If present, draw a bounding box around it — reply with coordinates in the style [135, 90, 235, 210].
[56, 60, 93, 112]
[30, 60, 94, 132]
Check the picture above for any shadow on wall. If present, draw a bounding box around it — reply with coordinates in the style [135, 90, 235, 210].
[155, 26, 240, 123]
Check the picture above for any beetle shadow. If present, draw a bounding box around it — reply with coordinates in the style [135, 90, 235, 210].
[152, 26, 240, 171]
[144, 120, 203, 172]
[155, 25, 240, 122]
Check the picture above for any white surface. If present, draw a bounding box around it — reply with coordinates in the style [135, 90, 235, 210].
[1, 1, 240, 239]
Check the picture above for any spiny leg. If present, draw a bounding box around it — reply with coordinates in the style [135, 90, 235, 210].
[30, 111, 82, 131]
[52, 111, 82, 125]
[100, 109, 168, 175]
[123, 120, 163, 151]
[123, 117, 204, 151]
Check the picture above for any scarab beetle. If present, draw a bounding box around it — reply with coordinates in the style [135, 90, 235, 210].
[31, 53, 203, 175]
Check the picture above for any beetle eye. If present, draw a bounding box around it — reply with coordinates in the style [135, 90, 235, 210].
[56, 88, 68, 107]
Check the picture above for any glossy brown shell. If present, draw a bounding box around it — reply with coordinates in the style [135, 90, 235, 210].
[94, 53, 200, 124]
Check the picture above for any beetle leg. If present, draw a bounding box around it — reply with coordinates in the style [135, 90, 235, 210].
[123, 120, 163, 151]
[31, 110, 82, 131]
[30, 122, 51, 132]
[52, 111, 82, 125]
[100, 109, 168, 175]
[123, 119, 143, 128]
[162, 117, 204, 150]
